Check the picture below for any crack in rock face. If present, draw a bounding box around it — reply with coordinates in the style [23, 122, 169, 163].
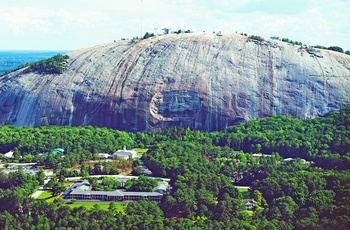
[150, 90, 201, 121]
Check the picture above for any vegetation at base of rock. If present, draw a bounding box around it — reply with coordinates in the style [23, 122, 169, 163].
[0, 106, 349, 170]
[23, 54, 69, 74]
[0, 106, 349, 229]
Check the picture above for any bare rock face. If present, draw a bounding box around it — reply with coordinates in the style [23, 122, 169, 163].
[150, 91, 200, 122]
[0, 33, 349, 131]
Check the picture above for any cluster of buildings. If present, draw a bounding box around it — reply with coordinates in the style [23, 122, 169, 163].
[65, 178, 169, 203]
[98, 146, 137, 160]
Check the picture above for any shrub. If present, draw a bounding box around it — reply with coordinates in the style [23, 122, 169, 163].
[24, 54, 69, 74]
[270, 36, 280, 40]
[282, 38, 303, 46]
[327, 46, 344, 53]
[249, 35, 264, 42]
[313, 45, 327, 50]
[143, 32, 155, 39]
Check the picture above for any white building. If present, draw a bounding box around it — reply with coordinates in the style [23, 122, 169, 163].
[3, 151, 14, 158]
[242, 199, 257, 210]
[67, 179, 169, 203]
[98, 153, 111, 159]
[113, 146, 137, 160]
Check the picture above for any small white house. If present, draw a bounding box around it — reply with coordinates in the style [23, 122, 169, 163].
[113, 146, 137, 160]
[242, 199, 257, 210]
[98, 153, 111, 159]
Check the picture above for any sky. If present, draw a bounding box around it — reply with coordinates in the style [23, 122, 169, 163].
[0, 0, 349, 51]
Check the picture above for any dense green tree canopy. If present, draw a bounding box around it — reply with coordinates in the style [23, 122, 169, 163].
[0, 106, 349, 229]
[125, 176, 158, 192]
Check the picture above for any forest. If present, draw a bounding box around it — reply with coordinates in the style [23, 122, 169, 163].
[0, 106, 349, 229]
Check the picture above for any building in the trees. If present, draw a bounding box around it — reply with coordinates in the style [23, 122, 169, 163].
[242, 199, 257, 210]
[65, 179, 169, 203]
[53, 148, 64, 153]
[113, 146, 137, 160]
[98, 153, 111, 159]
[3, 151, 14, 158]
[251, 154, 272, 159]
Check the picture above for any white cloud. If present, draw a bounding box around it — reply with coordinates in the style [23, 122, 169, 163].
[0, 0, 348, 50]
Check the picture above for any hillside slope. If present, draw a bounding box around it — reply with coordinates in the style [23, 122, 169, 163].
[0, 33, 349, 131]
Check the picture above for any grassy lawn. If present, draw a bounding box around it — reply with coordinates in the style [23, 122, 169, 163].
[63, 181, 74, 189]
[238, 188, 251, 199]
[133, 148, 148, 157]
[66, 201, 127, 212]
[37, 190, 57, 203]
[38, 190, 53, 199]
[38, 190, 127, 212]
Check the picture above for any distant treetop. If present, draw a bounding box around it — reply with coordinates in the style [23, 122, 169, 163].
[270, 35, 349, 55]
[327, 46, 344, 53]
[249, 35, 264, 42]
[24, 54, 69, 74]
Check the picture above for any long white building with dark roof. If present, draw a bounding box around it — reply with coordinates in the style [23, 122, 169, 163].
[66, 179, 168, 203]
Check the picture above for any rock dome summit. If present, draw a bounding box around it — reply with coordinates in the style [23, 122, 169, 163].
[0, 33, 349, 131]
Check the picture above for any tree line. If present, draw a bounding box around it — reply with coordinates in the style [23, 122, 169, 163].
[270, 36, 350, 55]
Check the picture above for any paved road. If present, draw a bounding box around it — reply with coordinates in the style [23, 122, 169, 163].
[235, 186, 250, 189]
[31, 170, 53, 199]
[139, 163, 152, 175]
[32, 179, 50, 198]
[32, 187, 45, 198]
[0, 162, 55, 198]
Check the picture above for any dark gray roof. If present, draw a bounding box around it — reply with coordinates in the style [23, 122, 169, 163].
[70, 189, 124, 196]
[154, 181, 168, 194]
[121, 191, 163, 196]
[69, 179, 168, 197]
